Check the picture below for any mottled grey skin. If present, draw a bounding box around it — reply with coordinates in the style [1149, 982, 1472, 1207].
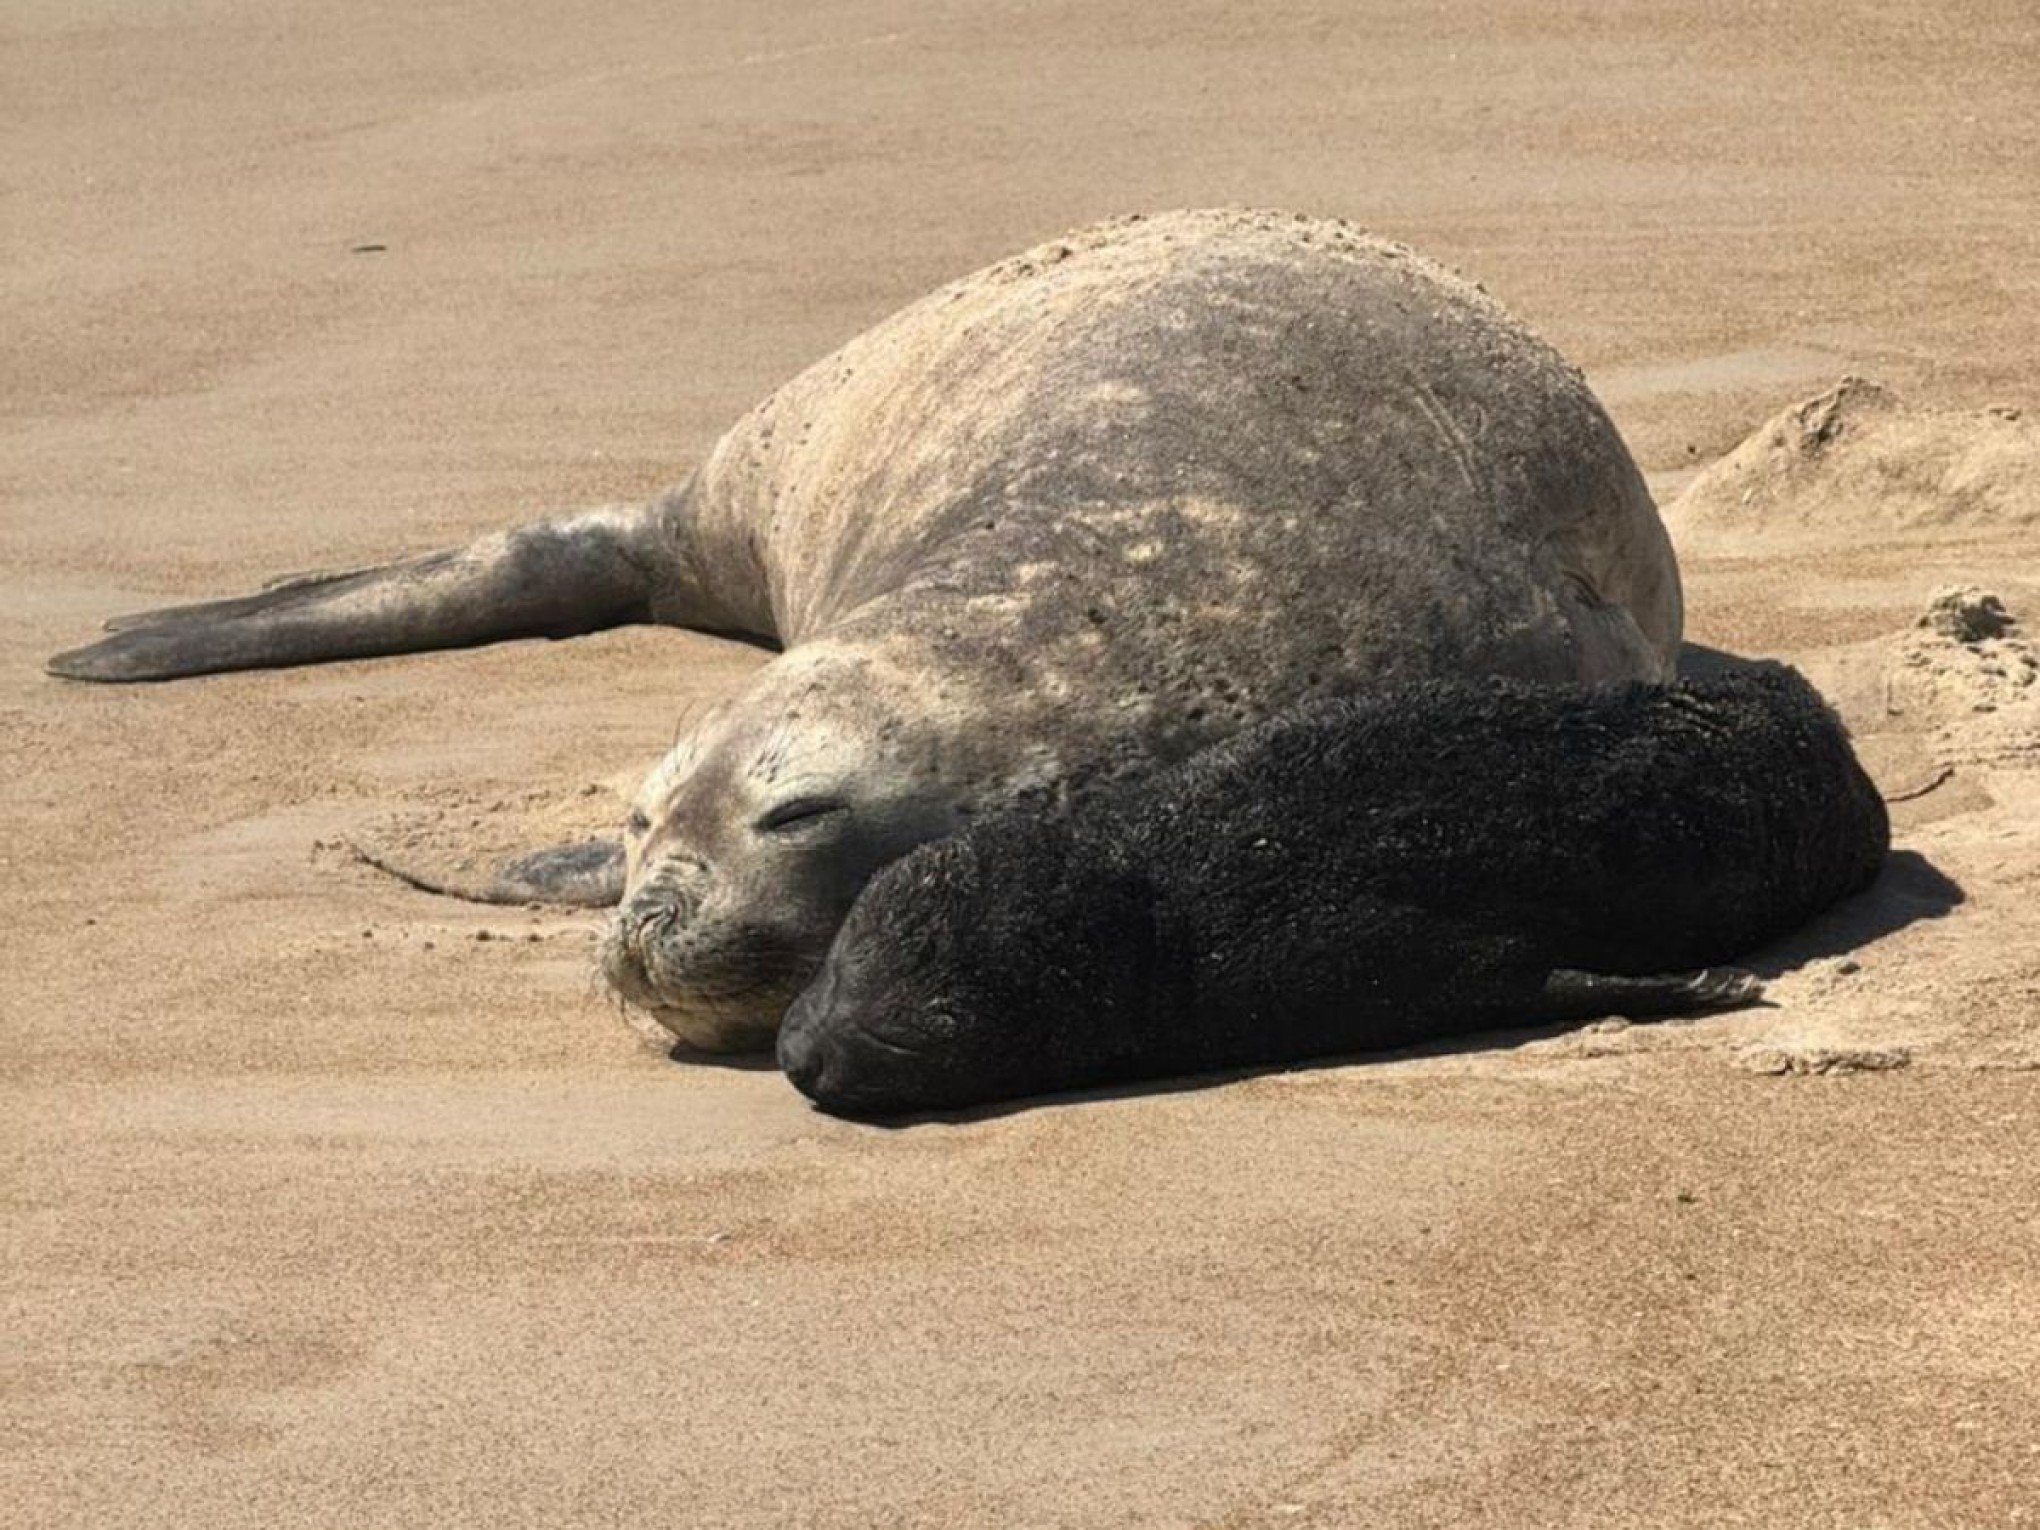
[48, 210, 1682, 1051]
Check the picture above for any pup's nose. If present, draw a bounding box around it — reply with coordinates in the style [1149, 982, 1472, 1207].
[775, 968, 840, 1099]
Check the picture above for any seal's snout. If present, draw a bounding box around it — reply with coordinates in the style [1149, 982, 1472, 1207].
[617, 892, 684, 968]
[601, 870, 702, 1004]
[598, 859, 735, 1020]
[603, 864, 709, 971]
[595, 853, 809, 1053]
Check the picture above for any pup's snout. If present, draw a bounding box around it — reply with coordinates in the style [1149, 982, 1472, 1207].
[776, 965, 931, 1117]
[776, 972, 853, 1105]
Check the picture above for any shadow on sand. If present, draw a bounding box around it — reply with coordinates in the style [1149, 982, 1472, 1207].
[663, 1044, 783, 1071]
[1738, 849, 1962, 978]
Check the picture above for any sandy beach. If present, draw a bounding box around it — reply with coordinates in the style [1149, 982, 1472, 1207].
[6, 2, 2038, 1524]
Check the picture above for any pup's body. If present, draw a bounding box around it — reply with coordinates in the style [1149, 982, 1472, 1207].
[778, 666, 1889, 1114]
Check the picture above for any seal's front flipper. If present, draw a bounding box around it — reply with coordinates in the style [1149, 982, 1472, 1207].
[46, 507, 671, 683]
[348, 834, 626, 908]
[487, 839, 627, 907]
[1532, 966, 1764, 1022]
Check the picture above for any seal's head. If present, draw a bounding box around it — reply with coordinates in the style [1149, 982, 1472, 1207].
[776, 815, 1161, 1114]
[599, 646, 990, 1052]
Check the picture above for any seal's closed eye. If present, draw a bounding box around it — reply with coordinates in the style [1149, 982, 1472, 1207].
[756, 797, 848, 834]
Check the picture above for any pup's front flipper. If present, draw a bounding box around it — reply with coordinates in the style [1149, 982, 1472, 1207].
[1532, 966, 1764, 1021]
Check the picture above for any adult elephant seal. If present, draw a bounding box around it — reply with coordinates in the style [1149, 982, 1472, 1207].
[47, 208, 1682, 1051]
[779, 665, 1890, 1116]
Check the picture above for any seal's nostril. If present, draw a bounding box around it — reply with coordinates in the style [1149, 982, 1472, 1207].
[617, 896, 686, 965]
[625, 911, 657, 961]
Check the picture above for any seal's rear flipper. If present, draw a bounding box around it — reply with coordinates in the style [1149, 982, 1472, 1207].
[98, 566, 380, 633]
[348, 835, 626, 908]
[1532, 966, 1764, 1021]
[44, 504, 702, 682]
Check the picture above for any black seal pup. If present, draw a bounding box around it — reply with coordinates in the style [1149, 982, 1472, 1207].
[777, 665, 1888, 1115]
[49, 210, 1682, 1049]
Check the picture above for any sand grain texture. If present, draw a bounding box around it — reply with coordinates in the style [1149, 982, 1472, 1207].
[6, 2, 2039, 1526]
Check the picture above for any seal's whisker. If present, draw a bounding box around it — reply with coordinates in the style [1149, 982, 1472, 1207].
[671, 695, 706, 752]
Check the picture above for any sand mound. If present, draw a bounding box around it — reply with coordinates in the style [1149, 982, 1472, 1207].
[1887, 588, 2040, 770]
[1782, 586, 2038, 828]
[1667, 378, 2040, 547]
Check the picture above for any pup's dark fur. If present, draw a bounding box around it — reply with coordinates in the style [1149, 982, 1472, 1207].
[778, 666, 1889, 1115]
